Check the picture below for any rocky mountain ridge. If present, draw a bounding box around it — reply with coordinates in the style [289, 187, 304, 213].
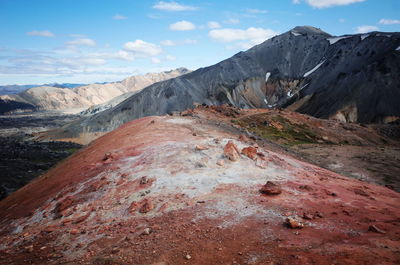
[55, 26, 400, 142]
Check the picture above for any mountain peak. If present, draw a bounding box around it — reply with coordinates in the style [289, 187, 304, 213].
[291, 26, 331, 37]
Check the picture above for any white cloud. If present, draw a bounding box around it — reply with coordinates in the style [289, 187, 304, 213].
[113, 14, 127, 20]
[161, 40, 176, 46]
[183, 39, 197, 44]
[161, 39, 197, 46]
[113, 50, 135, 61]
[123, 40, 162, 56]
[209, 27, 277, 43]
[339, 18, 346, 23]
[355, 25, 379, 33]
[224, 18, 240, 25]
[378, 19, 400, 25]
[169, 20, 196, 31]
[165, 55, 176, 61]
[153, 1, 197, 11]
[66, 38, 96, 47]
[246, 8, 268, 14]
[295, 0, 365, 8]
[151, 57, 161, 64]
[208, 21, 221, 29]
[26, 30, 55, 37]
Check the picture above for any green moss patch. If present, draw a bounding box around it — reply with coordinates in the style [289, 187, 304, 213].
[233, 113, 321, 146]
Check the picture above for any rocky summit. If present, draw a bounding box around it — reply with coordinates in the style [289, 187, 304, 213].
[0, 105, 399, 264]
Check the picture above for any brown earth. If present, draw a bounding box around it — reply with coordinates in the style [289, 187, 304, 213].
[0, 105, 399, 264]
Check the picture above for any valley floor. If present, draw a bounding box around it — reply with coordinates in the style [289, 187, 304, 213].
[0, 112, 82, 199]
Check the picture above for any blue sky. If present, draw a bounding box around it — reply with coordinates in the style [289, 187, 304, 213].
[0, 0, 399, 85]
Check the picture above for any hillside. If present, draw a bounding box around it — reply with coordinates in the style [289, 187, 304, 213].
[0, 68, 190, 114]
[51, 26, 400, 143]
[1, 105, 399, 264]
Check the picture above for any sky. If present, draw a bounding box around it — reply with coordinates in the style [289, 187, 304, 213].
[0, 0, 399, 85]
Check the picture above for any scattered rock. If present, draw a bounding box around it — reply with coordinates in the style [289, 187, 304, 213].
[325, 190, 337, 196]
[140, 176, 149, 185]
[286, 217, 304, 229]
[195, 161, 206, 168]
[102, 152, 113, 162]
[241, 146, 257, 160]
[195, 145, 209, 151]
[302, 213, 314, 220]
[216, 160, 224, 166]
[54, 196, 74, 218]
[43, 226, 57, 233]
[369, 225, 386, 234]
[139, 200, 154, 213]
[260, 181, 282, 195]
[128, 201, 140, 214]
[70, 228, 80, 235]
[299, 185, 313, 191]
[354, 188, 369, 197]
[142, 228, 152, 235]
[255, 158, 268, 169]
[86, 178, 108, 192]
[73, 212, 91, 224]
[342, 210, 351, 216]
[25, 245, 34, 253]
[224, 141, 240, 161]
[315, 212, 324, 218]
[185, 254, 191, 260]
[238, 134, 250, 143]
[111, 247, 119, 254]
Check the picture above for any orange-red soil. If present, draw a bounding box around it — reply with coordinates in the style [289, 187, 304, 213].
[0, 106, 399, 264]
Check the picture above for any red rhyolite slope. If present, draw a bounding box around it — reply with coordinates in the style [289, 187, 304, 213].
[0, 107, 399, 264]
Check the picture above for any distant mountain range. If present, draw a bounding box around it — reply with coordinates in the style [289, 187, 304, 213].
[0, 68, 190, 114]
[0, 83, 86, 95]
[50, 26, 400, 143]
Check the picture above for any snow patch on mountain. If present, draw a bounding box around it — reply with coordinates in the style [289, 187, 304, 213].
[327, 36, 351, 45]
[361, 34, 370, 41]
[304, 61, 325, 77]
[265, 72, 271, 82]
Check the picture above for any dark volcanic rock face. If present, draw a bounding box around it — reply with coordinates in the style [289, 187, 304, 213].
[58, 26, 400, 138]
